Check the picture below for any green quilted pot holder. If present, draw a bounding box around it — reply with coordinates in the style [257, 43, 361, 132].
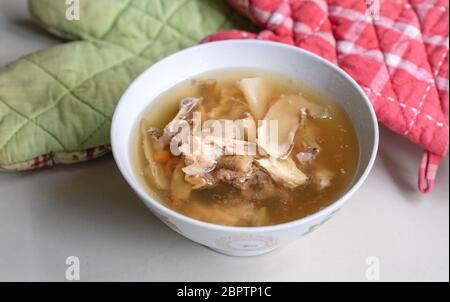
[0, 0, 255, 171]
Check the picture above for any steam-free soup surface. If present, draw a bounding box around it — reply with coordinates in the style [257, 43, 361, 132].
[134, 70, 359, 227]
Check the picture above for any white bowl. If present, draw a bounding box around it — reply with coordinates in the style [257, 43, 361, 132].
[111, 40, 379, 257]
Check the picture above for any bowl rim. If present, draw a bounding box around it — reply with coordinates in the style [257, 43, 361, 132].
[111, 39, 379, 233]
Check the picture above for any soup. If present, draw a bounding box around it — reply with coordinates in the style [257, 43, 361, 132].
[133, 70, 359, 227]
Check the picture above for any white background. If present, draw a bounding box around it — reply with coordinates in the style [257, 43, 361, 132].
[0, 0, 448, 281]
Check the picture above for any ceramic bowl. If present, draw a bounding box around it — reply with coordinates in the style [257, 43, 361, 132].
[111, 40, 379, 257]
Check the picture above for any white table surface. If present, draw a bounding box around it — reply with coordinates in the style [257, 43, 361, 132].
[0, 0, 448, 282]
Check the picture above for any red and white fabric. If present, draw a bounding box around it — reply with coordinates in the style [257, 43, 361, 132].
[205, 0, 449, 193]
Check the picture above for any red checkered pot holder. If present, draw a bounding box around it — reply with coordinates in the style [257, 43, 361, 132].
[205, 0, 449, 193]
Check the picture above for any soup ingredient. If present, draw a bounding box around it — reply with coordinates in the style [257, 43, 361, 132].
[296, 151, 315, 164]
[185, 173, 216, 190]
[293, 95, 331, 120]
[170, 159, 192, 201]
[146, 127, 167, 152]
[217, 155, 253, 172]
[180, 136, 255, 189]
[136, 71, 359, 226]
[240, 167, 282, 200]
[202, 113, 255, 143]
[268, 95, 278, 108]
[257, 95, 302, 159]
[213, 155, 255, 190]
[180, 135, 223, 176]
[177, 111, 257, 187]
[237, 77, 271, 120]
[313, 169, 334, 190]
[169, 194, 183, 206]
[164, 97, 202, 142]
[189, 201, 267, 226]
[256, 157, 308, 189]
[140, 120, 170, 190]
[238, 112, 257, 143]
[206, 84, 249, 120]
[165, 156, 179, 178]
[294, 116, 322, 159]
[153, 150, 172, 164]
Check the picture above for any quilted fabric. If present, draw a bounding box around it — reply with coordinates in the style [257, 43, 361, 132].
[205, 0, 449, 193]
[0, 0, 255, 170]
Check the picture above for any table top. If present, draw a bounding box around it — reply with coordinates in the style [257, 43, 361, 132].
[0, 0, 448, 282]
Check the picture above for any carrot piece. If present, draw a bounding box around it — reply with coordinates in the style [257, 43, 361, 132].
[268, 96, 278, 108]
[153, 150, 171, 163]
[169, 193, 183, 206]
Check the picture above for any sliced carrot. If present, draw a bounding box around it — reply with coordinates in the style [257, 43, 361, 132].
[268, 96, 278, 108]
[153, 150, 171, 164]
[169, 193, 183, 206]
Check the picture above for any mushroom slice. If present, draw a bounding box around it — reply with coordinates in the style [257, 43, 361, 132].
[237, 77, 271, 120]
[257, 95, 302, 159]
[256, 157, 308, 189]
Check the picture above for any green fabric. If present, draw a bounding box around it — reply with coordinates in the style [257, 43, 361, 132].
[0, 0, 254, 168]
